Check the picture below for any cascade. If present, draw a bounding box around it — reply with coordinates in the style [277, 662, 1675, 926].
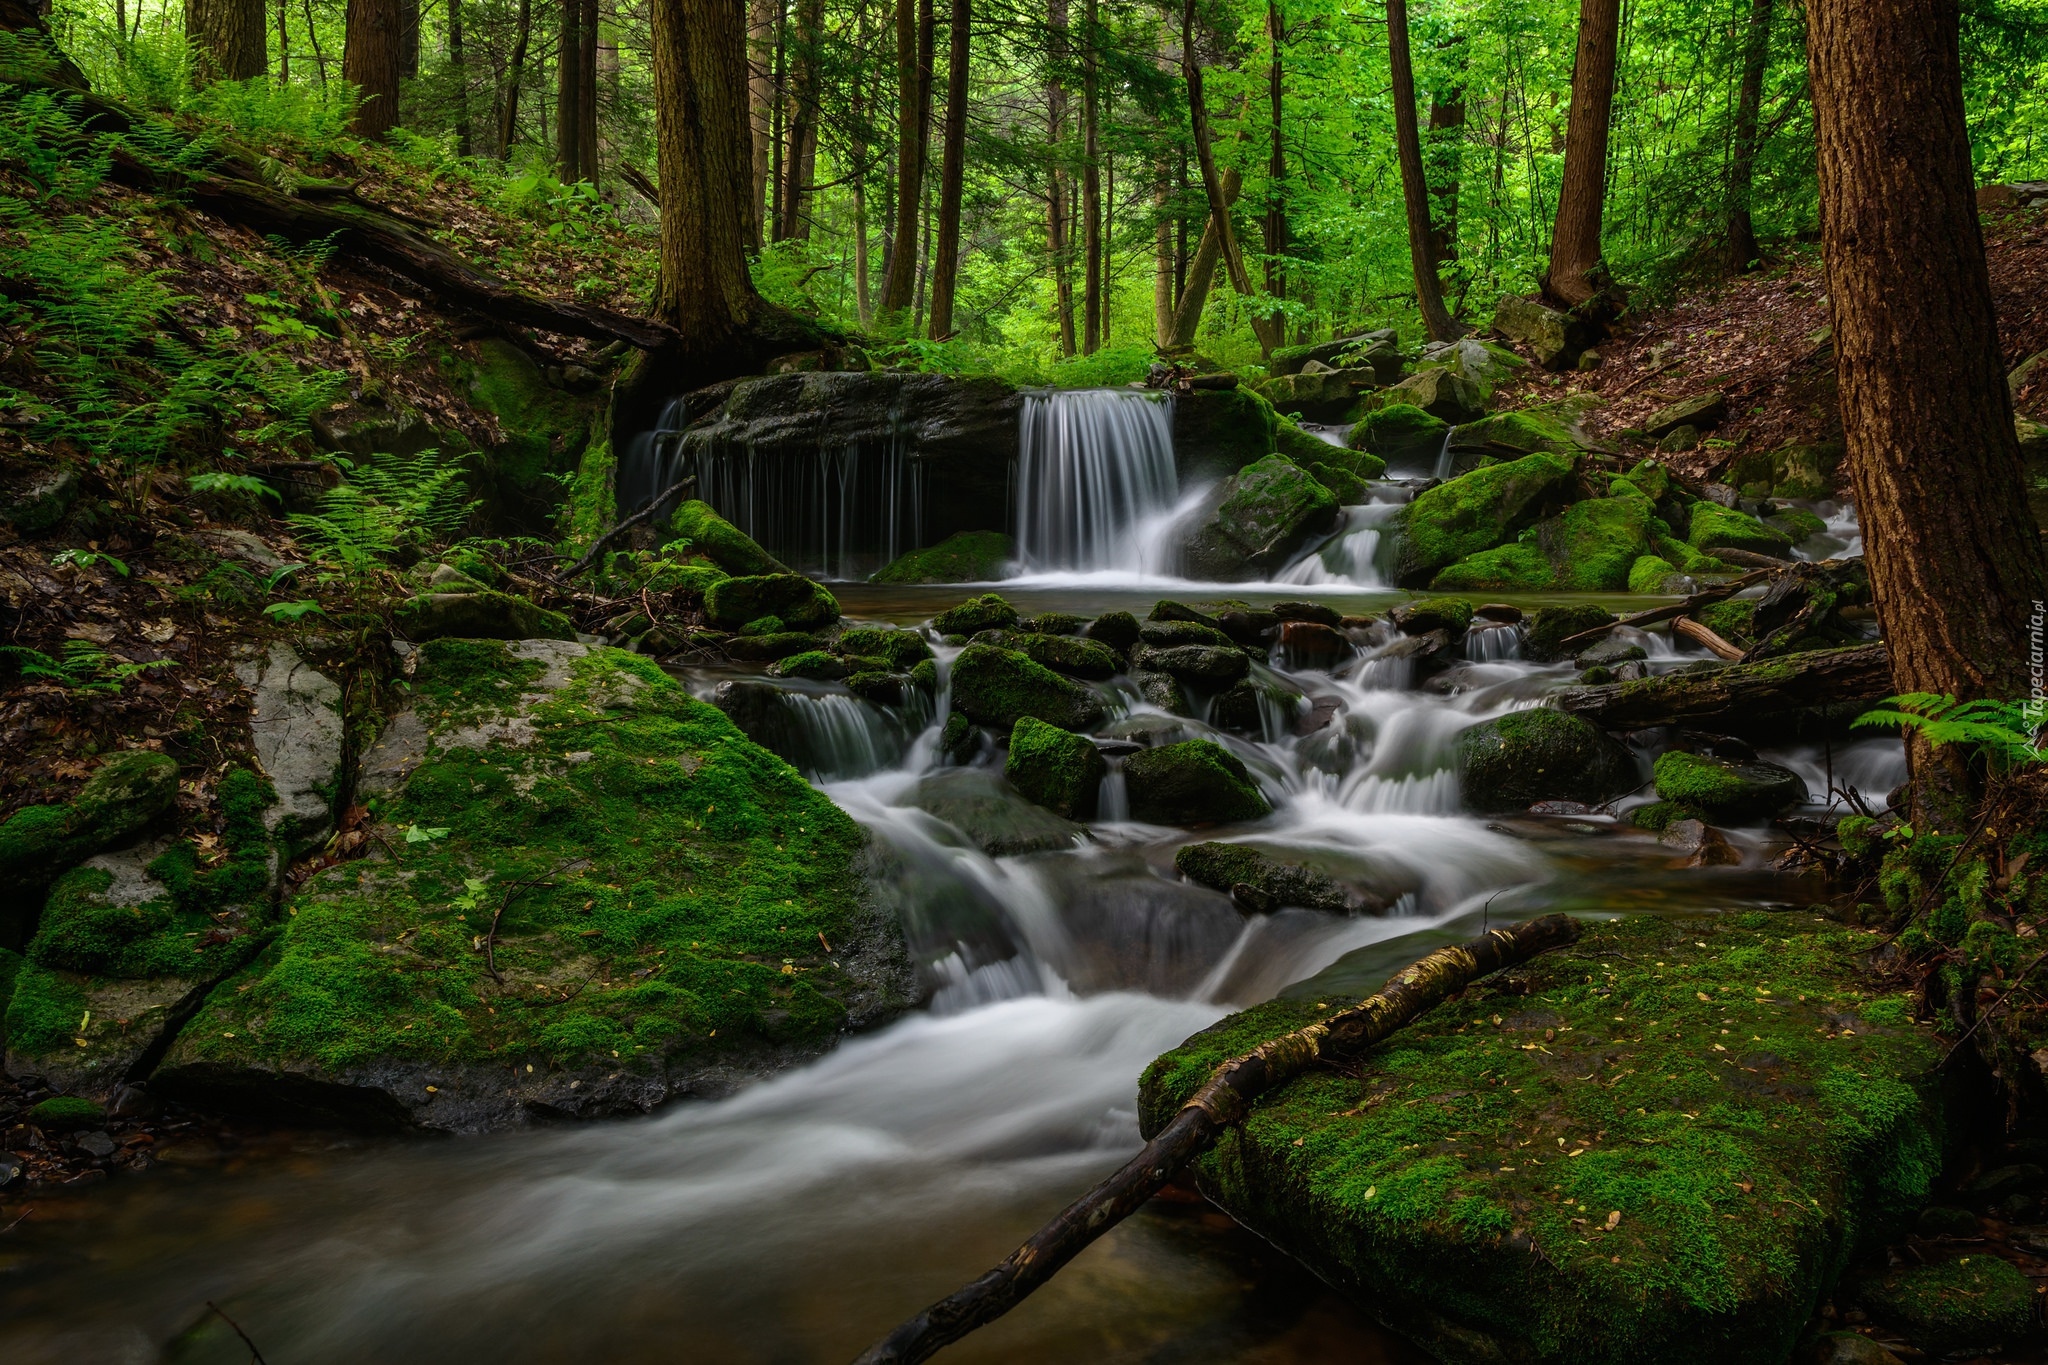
[1431, 426, 1459, 481]
[1015, 389, 1179, 572]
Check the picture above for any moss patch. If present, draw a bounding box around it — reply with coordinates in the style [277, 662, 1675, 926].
[1858, 1256, 2036, 1354]
[1139, 913, 1945, 1365]
[1393, 453, 1577, 586]
[667, 500, 790, 577]
[1688, 503, 1794, 558]
[1004, 718, 1107, 820]
[872, 531, 1014, 584]
[932, 592, 1020, 636]
[1433, 543, 1556, 592]
[950, 643, 1107, 731]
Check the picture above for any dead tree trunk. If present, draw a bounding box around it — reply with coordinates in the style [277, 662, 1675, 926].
[1388, 0, 1460, 341]
[1551, 643, 1889, 730]
[852, 915, 1584, 1365]
[344, 0, 402, 138]
[1544, 0, 1620, 308]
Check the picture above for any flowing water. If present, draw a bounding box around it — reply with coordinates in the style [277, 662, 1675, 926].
[0, 392, 1889, 1365]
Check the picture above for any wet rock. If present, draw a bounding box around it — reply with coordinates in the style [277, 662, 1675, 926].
[1131, 670, 1189, 715]
[1138, 618, 1237, 650]
[1523, 604, 1617, 662]
[1212, 677, 1305, 738]
[1005, 718, 1108, 820]
[1278, 620, 1349, 670]
[1084, 610, 1141, 655]
[1178, 454, 1341, 581]
[1349, 402, 1450, 466]
[1123, 740, 1272, 825]
[1642, 390, 1728, 438]
[911, 767, 1085, 855]
[1493, 294, 1591, 369]
[977, 630, 1120, 680]
[771, 647, 849, 682]
[1021, 612, 1084, 636]
[1653, 751, 1808, 823]
[74, 1130, 116, 1158]
[1149, 600, 1228, 629]
[1274, 600, 1344, 627]
[1575, 637, 1647, 669]
[1915, 1205, 1980, 1238]
[395, 588, 577, 643]
[704, 574, 841, 630]
[1389, 597, 1474, 636]
[932, 592, 1020, 637]
[1375, 628, 1453, 671]
[950, 643, 1107, 731]
[1390, 452, 1578, 587]
[1215, 608, 1282, 648]
[844, 671, 907, 706]
[1173, 385, 1281, 483]
[0, 750, 181, 898]
[834, 627, 934, 669]
[937, 713, 980, 765]
[1660, 818, 1741, 867]
[1810, 1333, 1905, 1365]
[871, 530, 1013, 584]
[1175, 841, 1377, 914]
[666, 499, 790, 576]
[25, 1095, 105, 1129]
[1268, 330, 1399, 379]
[1130, 644, 1250, 689]
[1857, 1257, 2035, 1356]
[1261, 368, 1379, 423]
[1687, 503, 1795, 559]
[724, 631, 827, 662]
[1455, 709, 1638, 813]
[1377, 367, 1487, 424]
[1475, 603, 1523, 623]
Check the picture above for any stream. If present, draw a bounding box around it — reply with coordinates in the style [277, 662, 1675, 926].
[0, 393, 1891, 1364]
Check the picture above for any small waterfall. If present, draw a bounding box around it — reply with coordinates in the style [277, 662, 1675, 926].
[1463, 623, 1523, 662]
[1097, 763, 1130, 821]
[781, 692, 905, 780]
[1015, 390, 1178, 572]
[1431, 426, 1459, 481]
[1279, 499, 1402, 588]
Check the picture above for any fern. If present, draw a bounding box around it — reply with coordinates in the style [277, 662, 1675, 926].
[1, 641, 174, 695]
[289, 451, 478, 593]
[1851, 693, 2046, 770]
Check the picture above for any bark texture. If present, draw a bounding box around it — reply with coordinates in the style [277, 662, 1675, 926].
[1388, 0, 1459, 341]
[344, 0, 402, 139]
[1806, 0, 2048, 823]
[557, 0, 584, 180]
[1165, 165, 1239, 348]
[879, 0, 928, 320]
[852, 915, 1583, 1365]
[746, 0, 775, 249]
[1544, 0, 1620, 307]
[927, 0, 969, 339]
[1080, 0, 1102, 353]
[448, 0, 472, 156]
[1552, 643, 1890, 730]
[498, 0, 532, 156]
[186, 0, 268, 83]
[778, 0, 824, 241]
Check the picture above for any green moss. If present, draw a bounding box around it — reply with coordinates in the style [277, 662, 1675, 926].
[26, 1094, 105, 1129]
[739, 616, 786, 637]
[1276, 418, 1339, 469]
[1433, 543, 1556, 592]
[1457, 407, 1583, 456]
[1626, 459, 1672, 502]
[1301, 460, 1370, 504]
[1687, 503, 1794, 557]
[1765, 508, 1827, 543]
[1695, 599, 1758, 646]
[1004, 718, 1107, 819]
[1393, 452, 1576, 585]
[932, 593, 1020, 636]
[1836, 815, 1882, 861]
[872, 531, 1014, 584]
[562, 436, 616, 553]
[1138, 913, 1944, 1365]
[1350, 403, 1449, 465]
[171, 644, 905, 1078]
[1628, 800, 1684, 831]
[1175, 841, 1356, 913]
[1455, 708, 1638, 812]
[666, 500, 790, 576]
[1858, 1256, 2035, 1354]
[1123, 739, 1272, 825]
[448, 338, 595, 506]
[0, 750, 181, 893]
[950, 643, 1107, 731]
[1652, 751, 1807, 822]
[1628, 555, 1680, 594]
[770, 651, 846, 681]
[1399, 597, 1476, 633]
[835, 627, 934, 669]
[1546, 496, 1654, 592]
[2, 961, 87, 1055]
[703, 574, 840, 630]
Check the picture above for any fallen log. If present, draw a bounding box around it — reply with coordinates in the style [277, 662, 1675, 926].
[1555, 568, 1772, 651]
[1671, 616, 1744, 660]
[851, 913, 1583, 1365]
[1550, 642, 1888, 730]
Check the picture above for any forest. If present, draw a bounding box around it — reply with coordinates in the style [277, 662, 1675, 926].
[3, 0, 2048, 1361]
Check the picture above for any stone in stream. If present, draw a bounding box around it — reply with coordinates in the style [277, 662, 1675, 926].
[1138, 618, 1237, 650]
[723, 631, 827, 663]
[1177, 454, 1341, 581]
[932, 592, 1020, 637]
[910, 767, 1085, 856]
[1389, 452, 1578, 587]
[1389, 597, 1474, 636]
[1349, 402, 1450, 465]
[1687, 502, 1795, 559]
[971, 630, 1120, 681]
[0, 749, 181, 898]
[833, 627, 934, 670]
[1128, 644, 1251, 690]
[1172, 385, 1284, 484]
[1653, 750, 1808, 823]
[1083, 610, 1141, 656]
[1122, 740, 1271, 826]
[1574, 637, 1648, 670]
[870, 530, 1013, 584]
[1004, 718, 1108, 821]
[1658, 817, 1741, 867]
[770, 652, 848, 681]
[1211, 677, 1305, 738]
[1433, 490, 1657, 594]
[147, 639, 915, 1132]
[1454, 708, 1638, 813]
[1137, 911, 1950, 1365]
[703, 574, 841, 630]
[1174, 841, 1380, 915]
[1522, 604, 1617, 662]
[1131, 670, 1189, 715]
[949, 643, 1107, 731]
[1278, 620, 1349, 670]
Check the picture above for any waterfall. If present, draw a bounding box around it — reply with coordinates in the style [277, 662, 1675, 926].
[1015, 390, 1178, 572]
[1278, 498, 1403, 588]
[1431, 426, 1459, 481]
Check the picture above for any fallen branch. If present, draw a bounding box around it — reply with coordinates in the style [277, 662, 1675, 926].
[1556, 568, 1772, 651]
[1712, 547, 1793, 570]
[205, 1301, 272, 1365]
[482, 857, 590, 982]
[851, 913, 1582, 1365]
[1551, 642, 1888, 731]
[562, 472, 697, 579]
[1672, 616, 1744, 660]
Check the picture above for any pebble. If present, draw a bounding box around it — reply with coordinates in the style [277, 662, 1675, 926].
[75, 1132, 117, 1158]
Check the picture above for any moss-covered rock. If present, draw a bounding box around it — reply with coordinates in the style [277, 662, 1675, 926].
[667, 500, 790, 577]
[1536, 494, 1656, 592]
[1004, 718, 1108, 820]
[949, 644, 1107, 732]
[1377, 368, 1487, 424]
[1391, 453, 1577, 587]
[871, 531, 1014, 584]
[1687, 503, 1795, 558]
[25, 1094, 104, 1129]
[0, 750, 181, 897]
[1766, 508, 1828, 543]
[1129, 644, 1252, 689]
[704, 574, 841, 630]
[980, 630, 1120, 681]
[1695, 599, 1758, 647]
[1858, 1256, 2036, 1355]
[1628, 555, 1683, 594]
[1173, 385, 1279, 483]
[908, 768, 1085, 855]
[1455, 709, 1638, 812]
[1455, 405, 1584, 457]
[1653, 751, 1808, 822]
[1211, 676, 1305, 738]
[932, 592, 1020, 637]
[1175, 841, 1365, 914]
[1432, 544, 1556, 592]
[1351, 403, 1450, 466]
[1138, 912, 1947, 1365]
[769, 651, 848, 681]
[724, 631, 827, 663]
[396, 590, 576, 643]
[1124, 740, 1271, 826]
[1084, 610, 1141, 655]
[1180, 454, 1341, 581]
[1390, 597, 1475, 635]
[1524, 605, 1617, 662]
[1277, 419, 1380, 477]
[1302, 460, 1370, 504]
[149, 639, 914, 1132]
[835, 627, 934, 669]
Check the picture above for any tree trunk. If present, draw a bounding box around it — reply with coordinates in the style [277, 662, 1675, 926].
[1724, 0, 1771, 273]
[927, 0, 968, 339]
[1080, 0, 1101, 354]
[557, 0, 583, 180]
[1166, 165, 1238, 349]
[1153, 168, 1173, 347]
[1046, 0, 1075, 356]
[397, 0, 418, 79]
[344, 0, 402, 138]
[1553, 643, 1889, 731]
[1425, 39, 1466, 273]
[1182, 0, 1277, 356]
[276, 0, 288, 83]
[1262, 0, 1285, 337]
[1387, 0, 1460, 341]
[578, 0, 599, 179]
[746, 0, 776, 250]
[878, 0, 925, 320]
[187, 0, 268, 83]
[1544, 0, 1620, 307]
[853, 916, 1584, 1365]
[0, 0, 86, 87]
[853, 42, 873, 325]
[650, 0, 763, 359]
[1806, 0, 2048, 829]
[449, 0, 472, 156]
[498, 0, 532, 156]
[777, 0, 822, 240]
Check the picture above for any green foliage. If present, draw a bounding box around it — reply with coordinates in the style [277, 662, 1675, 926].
[0, 639, 173, 694]
[50, 547, 127, 576]
[1853, 694, 2045, 770]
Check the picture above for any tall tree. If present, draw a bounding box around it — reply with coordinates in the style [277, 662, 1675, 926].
[746, 0, 777, 250]
[1425, 37, 1467, 279]
[1045, 0, 1077, 355]
[578, 0, 600, 179]
[650, 0, 762, 361]
[448, 0, 473, 156]
[1544, 0, 1621, 307]
[1723, 0, 1772, 272]
[1182, 0, 1277, 355]
[398, 0, 418, 78]
[1387, 0, 1460, 341]
[187, 0, 268, 83]
[928, 0, 969, 339]
[1262, 0, 1286, 336]
[498, 0, 533, 156]
[1806, 0, 2048, 826]
[778, 0, 824, 240]
[1080, 0, 1102, 353]
[558, 0, 585, 180]
[344, 0, 402, 138]
[878, 0, 931, 321]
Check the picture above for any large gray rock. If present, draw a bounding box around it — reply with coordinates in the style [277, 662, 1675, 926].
[237, 644, 346, 853]
[1179, 454, 1341, 580]
[1379, 367, 1487, 424]
[1493, 295, 1590, 369]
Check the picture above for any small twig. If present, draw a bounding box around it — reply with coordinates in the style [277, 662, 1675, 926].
[205, 1301, 272, 1365]
[483, 858, 591, 981]
[563, 473, 698, 580]
[1940, 945, 2048, 1067]
[0, 1206, 31, 1235]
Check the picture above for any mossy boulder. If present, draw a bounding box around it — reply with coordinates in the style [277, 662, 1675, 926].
[1377, 368, 1487, 424]
[1302, 459, 1371, 504]
[835, 627, 934, 669]
[1129, 644, 1251, 689]
[909, 768, 1085, 856]
[150, 639, 914, 1132]
[1277, 418, 1383, 477]
[1391, 453, 1577, 587]
[1179, 454, 1341, 580]
[980, 630, 1120, 681]
[1642, 390, 1729, 438]
[1084, 610, 1142, 655]
[1173, 385, 1280, 483]
[949, 644, 1107, 732]
[1175, 841, 1366, 914]
[1653, 751, 1808, 822]
[1455, 406, 1583, 457]
[1350, 403, 1450, 466]
[872, 531, 1014, 584]
[1524, 605, 1616, 662]
[932, 592, 1020, 637]
[25, 1094, 105, 1129]
[1766, 508, 1828, 543]
[1628, 555, 1684, 594]
[1539, 495, 1656, 591]
[1687, 503, 1795, 558]
[1123, 740, 1271, 826]
[666, 500, 790, 577]
[1858, 1256, 2035, 1355]
[704, 574, 841, 630]
[1391, 597, 1475, 635]
[0, 750, 181, 897]
[1138, 912, 1947, 1365]
[396, 590, 577, 643]
[1004, 718, 1108, 820]
[1212, 676, 1306, 738]
[1432, 543, 1556, 592]
[1455, 709, 1638, 812]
